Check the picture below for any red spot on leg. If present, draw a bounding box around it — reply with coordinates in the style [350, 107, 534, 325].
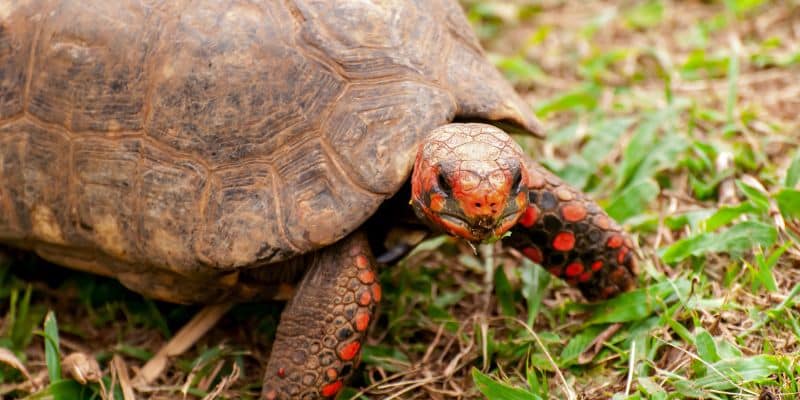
[265, 390, 277, 400]
[561, 204, 587, 222]
[357, 269, 375, 284]
[339, 341, 361, 361]
[552, 232, 575, 252]
[602, 286, 618, 298]
[547, 266, 562, 277]
[358, 290, 372, 306]
[321, 380, 344, 397]
[355, 310, 371, 332]
[277, 368, 286, 379]
[594, 215, 610, 230]
[565, 261, 584, 277]
[591, 260, 603, 271]
[518, 206, 539, 227]
[371, 283, 382, 302]
[356, 255, 369, 269]
[607, 235, 623, 249]
[522, 246, 544, 264]
[578, 271, 593, 282]
[617, 247, 629, 264]
[326, 368, 338, 380]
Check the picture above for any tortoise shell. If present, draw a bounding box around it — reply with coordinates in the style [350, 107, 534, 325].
[0, 0, 540, 301]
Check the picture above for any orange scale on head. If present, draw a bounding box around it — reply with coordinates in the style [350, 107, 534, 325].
[429, 193, 446, 213]
[591, 260, 603, 272]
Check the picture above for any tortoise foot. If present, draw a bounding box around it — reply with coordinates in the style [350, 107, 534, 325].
[262, 231, 380, 399]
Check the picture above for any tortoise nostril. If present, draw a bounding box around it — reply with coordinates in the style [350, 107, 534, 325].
[489, 202, 496, 207]
[475, 202, 482, 208]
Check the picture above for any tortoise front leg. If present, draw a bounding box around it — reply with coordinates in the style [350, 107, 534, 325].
[262, 231, 380, 400]
[504, 158, 638, 300]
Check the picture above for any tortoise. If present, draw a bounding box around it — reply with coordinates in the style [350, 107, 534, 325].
[0, 0, 638, 398]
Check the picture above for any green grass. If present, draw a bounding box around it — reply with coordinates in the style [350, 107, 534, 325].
[2, 0, 800, 399]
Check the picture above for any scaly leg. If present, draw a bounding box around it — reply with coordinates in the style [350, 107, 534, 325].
[504, 159, 638, 300]
[262, 231, 380, 399]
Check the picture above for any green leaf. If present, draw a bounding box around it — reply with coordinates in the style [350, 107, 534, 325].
[43, 311, 61, 383]
[735, 181, 770, 211]
[624, 0, 664, 29]
[606, 178, 660, 222]
[558, 325, 604, 367]
[660, 221, 777, 263]
[775, 189, 800, 218]
[785, 151, 800, 188]
[472, 368, 542, 400]
[520, 259, 550, 326]
[694, 329, 720, 363]
[686, 355, 788, 392]
[494, 267, 516, 317]
[587, 279, 691, 325]
[702, 202, 759, 232]
[535, 83, 601, 117]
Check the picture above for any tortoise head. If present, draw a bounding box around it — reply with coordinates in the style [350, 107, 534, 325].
[411, 123, 529, 243]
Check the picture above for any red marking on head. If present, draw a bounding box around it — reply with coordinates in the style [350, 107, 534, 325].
[565, 261, 584, 277]
[338, 341, 360, 361]
[561, 204, 587, 222]
[321, 380, 344, 397]
[429, 193, 446, 212]
[591, 260, 603, 271]
[522, 246, 543, 264]
[355, 310, 370, 332]
[277, 368, 286, 379]
[326, 368, 338, 380]
[594, 215, 610, 230]
[371, 283, 382, 302]
[356, 255, 369, 269]
[358, 290, 372, 306]
[518, 206, 539, 227]
[357, 270, 375, 284]
[617, 247, 629, 264]
[607, 235, 623, 249]
[578, 271, 593, 282]
[451, 170, 513, 224]
[552, 232, 575, 252]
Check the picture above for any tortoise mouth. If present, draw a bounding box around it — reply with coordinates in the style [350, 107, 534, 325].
[437, 210, 521, 242]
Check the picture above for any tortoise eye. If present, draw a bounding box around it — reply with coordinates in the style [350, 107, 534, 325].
[437, 170, 452, 195]
[511, 167, 523, 191]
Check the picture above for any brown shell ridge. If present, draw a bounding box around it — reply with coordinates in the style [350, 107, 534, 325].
[318, 137, 386, 197]
[21, 4, 45, 112]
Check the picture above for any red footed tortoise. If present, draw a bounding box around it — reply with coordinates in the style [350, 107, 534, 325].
[0, 0, 638, 398]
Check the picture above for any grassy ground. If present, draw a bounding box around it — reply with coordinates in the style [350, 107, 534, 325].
[2, 0, 800, 399]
